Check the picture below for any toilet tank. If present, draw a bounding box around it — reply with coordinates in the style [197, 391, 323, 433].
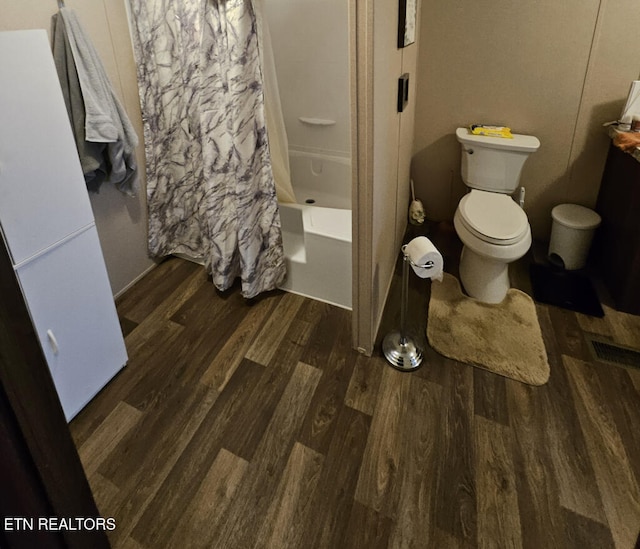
[456, 128, 540, 193]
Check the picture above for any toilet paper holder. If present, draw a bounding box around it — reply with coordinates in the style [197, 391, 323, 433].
[382, 246, 427, 371]
[401, 244, 434, 269]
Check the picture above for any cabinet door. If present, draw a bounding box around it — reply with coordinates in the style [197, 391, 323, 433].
[0, 30, 95, 266]
[16, 226, 127, 421]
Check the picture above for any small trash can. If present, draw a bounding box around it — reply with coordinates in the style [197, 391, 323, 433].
[548, 204, 601, 270]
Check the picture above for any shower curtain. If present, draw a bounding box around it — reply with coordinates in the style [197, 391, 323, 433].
[129, 0, 292, 298]
[254, 2, 296, 205]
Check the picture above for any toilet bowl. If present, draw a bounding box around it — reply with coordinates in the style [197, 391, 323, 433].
[454, 128, 540, 303]
[454, 190, 531, 303]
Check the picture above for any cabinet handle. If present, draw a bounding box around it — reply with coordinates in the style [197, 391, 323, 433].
[47, 329, 59, 355]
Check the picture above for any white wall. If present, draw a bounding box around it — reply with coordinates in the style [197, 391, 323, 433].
[352, 0, 420, 354]
[0, 0, 154, 296]
[371, 0, 419, 342]
[264, 0, 351, 156]
[412, 0, 640, 239]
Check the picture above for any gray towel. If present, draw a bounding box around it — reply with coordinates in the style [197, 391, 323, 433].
[52, 8, 138, 195]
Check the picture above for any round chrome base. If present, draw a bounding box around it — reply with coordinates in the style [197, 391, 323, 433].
[382, 330, 423, 371]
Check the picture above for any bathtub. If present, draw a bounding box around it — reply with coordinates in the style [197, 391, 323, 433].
[278, 149, 352, 309]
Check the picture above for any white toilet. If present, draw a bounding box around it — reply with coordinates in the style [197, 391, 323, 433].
[453, 127, 540, 303]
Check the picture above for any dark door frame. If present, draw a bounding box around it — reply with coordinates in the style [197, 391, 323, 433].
[0, 238, 110, 548]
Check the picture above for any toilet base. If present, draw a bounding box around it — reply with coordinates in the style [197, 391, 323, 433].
[459, 246, 510, 303]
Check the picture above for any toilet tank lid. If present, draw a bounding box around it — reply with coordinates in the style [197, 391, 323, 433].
[456, 127, 541, 152]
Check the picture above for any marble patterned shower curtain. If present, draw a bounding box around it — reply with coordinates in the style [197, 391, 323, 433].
[129, 0, 286, 298]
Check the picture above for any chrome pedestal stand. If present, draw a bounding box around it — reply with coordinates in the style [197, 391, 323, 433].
[383, 246, 431, 371]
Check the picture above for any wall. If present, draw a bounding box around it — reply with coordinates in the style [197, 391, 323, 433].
[0, 0, 154, 296]
[264, 0, 351, 157]
[412, 0, 640, 238]
[371, 0, 419, 332]
[353, 0, 420, 354]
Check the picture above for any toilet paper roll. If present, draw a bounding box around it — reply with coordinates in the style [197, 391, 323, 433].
[403, 236, 444, 281]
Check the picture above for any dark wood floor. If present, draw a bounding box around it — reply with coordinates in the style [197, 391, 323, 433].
[70, 222, 640, 548]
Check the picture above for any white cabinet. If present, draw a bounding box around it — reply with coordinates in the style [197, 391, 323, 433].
[0, 31, 95, 266]
[0, 30, 127, 421]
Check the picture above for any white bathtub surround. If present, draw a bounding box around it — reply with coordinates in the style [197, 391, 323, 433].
[278, 150, 352, 309]
[288, 150, 351, 209]
[262, 0, 352, 309]
[263, 0, 351, 158]
[279, 204, 352, 309]
[253, 0, 296, 204]
[129, 0, 285, 299]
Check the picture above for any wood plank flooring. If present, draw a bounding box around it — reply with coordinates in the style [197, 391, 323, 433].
[70, 223, 640, 548]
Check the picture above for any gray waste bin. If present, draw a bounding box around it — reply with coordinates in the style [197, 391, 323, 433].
[548, 204, 601, 270]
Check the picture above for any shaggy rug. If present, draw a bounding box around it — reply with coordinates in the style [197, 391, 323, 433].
[427, 273, 550, 386]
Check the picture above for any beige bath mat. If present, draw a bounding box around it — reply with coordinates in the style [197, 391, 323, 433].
[427, 273, 550, 386]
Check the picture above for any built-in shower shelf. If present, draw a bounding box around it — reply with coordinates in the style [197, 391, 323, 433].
[298, 117, 336, 126]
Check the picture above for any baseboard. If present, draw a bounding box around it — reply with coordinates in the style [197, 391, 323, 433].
[113, 262, 158, 300]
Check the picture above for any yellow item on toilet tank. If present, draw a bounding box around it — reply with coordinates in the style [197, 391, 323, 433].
[469, 124, 513, 138]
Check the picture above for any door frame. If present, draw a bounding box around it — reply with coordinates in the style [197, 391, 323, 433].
[351, 0, 376, 355]
[0, 238, 110, 548]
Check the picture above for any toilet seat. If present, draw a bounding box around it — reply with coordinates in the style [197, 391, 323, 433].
[458, 190, 528, 245]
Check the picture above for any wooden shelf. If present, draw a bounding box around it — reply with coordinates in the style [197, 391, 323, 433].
[592, 143, 640, 315]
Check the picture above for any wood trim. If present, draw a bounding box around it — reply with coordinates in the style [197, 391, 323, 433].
[351, 0, 376, 355]
[0, 381, 65, 549]
[0, 239, 109, 548]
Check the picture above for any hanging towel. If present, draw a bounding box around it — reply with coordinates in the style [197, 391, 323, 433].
[52, 8, 138, 195]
